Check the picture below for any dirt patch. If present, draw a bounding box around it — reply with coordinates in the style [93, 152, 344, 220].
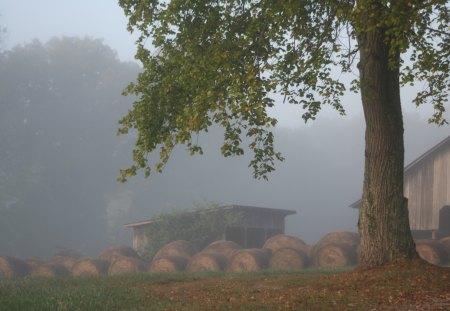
[137, 261, 449, 310]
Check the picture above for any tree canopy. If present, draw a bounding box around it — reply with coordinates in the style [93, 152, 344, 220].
[118, 0, 449, 181]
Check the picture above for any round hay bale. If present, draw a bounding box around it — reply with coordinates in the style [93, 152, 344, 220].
[97, 245, 140, 263]
[415, 240, 447, 266]
[269, 248, 308, 270]
[26, 258, 44, 270]
[108, 256, 147, 275]
[30, 264, 69, 278]
[202, 240, 243, 259]
[186, 252, 228, 272]
[228, 249, 270, 272]
[153, 240, 197, 261]
[315, 232, 360, 250]
[263, 234, 307, 254]
[149, 256, 189, 273]
[312, 244, 356, 268]
[439, 236, 450, 259]
[0, 256, 29, 278]
[47, 256, 77, 270]
[71, 259, 110, 277]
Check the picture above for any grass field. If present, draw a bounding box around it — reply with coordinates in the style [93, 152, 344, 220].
[0, 261, 448, 311]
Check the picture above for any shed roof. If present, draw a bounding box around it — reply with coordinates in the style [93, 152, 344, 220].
[403, 136, 450, 172]
[123, 204, 296, 228]
[349, 136, 450, 209]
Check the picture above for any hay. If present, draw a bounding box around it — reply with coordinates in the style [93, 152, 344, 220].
[26, 258, 44, 270]
[148, 256, 189, 273]
[0, 256, 29, 278]
[263, 234, 307, 254]
[202, 240, 243, 259]
[97, 245, 140, 263]
[315, 232, 360, 249]
[108, 256, 147, 275]
[71, 259, 110, 277]
[439, 237, 450, 258]
[30, 264, 69, 278]
[153, 240, 197, 261]
[269, 248, 308, 270]
[227, 249, 270, 272]
[415, 240, 447, 266]
[312, 244, 356, 268]
[48, 256, 77, 270]
[186, 252, 228, 272]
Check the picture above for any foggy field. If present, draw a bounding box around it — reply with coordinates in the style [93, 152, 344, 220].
[0, 17, 448, 261]
[1, 4, 450, 309]
[0, 262, 448, 311]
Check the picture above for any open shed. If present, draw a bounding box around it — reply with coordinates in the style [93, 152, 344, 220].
[124, 205, 296, 254]
[351, 136, 450, 239]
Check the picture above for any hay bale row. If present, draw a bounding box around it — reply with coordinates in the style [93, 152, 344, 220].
[202, 240, 242, 259]
[0, 233, 360, 279]
[71, 259, 109, 276]
[269, 248, 308, 270]
[315, 232, 360, 250]
[109, 256, 147, 275]
[148, 234, 360, 272]
[6, 231, 450, 279]
[152, 240, 197, 261]
[187, 252, 228, 272]
[312, 244, 357, 268]
[310, 232, 359, 269]
[97, 245, 140, 263]
[30, 264, 69, 278]
[263, 234, 307, 254]
[227, 248, 270, 272]
[47, 256, 77, 270]
[149, 256, 189, 273]
[0, 256, 29, 278]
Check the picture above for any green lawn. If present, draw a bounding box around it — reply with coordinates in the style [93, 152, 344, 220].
[0, 263, 448, 311]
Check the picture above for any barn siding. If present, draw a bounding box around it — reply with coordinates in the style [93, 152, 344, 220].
[235, 210, 285, 230]
[433, 151, 446, 228]
[404, 140, 450, 231]
[132, 227, 150, 255]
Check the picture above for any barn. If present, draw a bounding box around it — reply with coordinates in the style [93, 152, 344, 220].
[351, 136, 450, 239]
[124, 205, 296, 254]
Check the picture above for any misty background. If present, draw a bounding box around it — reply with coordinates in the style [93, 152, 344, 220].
[0, 1, 448, 259]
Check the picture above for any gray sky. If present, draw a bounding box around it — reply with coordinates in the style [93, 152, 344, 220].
[1, 0, 137, 61]
[1, 0, 444, 128]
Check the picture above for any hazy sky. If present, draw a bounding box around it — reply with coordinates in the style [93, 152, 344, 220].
[1, 0, 444, 128]
[1, 0, 137, 61]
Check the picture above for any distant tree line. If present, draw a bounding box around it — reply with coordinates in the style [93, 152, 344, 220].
[0, 37, 140, 258]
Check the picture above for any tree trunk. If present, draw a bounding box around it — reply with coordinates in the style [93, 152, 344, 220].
[357, 28, 418, 266]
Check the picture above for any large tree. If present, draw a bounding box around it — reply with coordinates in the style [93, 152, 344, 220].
[118, 0, 449, 266]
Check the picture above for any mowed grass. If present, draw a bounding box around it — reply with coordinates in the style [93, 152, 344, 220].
[0, 275, 150, 311]
[0, 262, 448, 311]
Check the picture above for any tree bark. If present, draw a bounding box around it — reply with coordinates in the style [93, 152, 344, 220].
[357, 28, 418, 266]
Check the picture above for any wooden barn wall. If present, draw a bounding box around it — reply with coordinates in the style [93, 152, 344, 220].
[404, 144, 450, 230]
[133, 226, 150, 255]
[234, 211, 286, 230]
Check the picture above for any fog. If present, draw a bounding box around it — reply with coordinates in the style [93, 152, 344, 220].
[0, 2, 448, 260]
